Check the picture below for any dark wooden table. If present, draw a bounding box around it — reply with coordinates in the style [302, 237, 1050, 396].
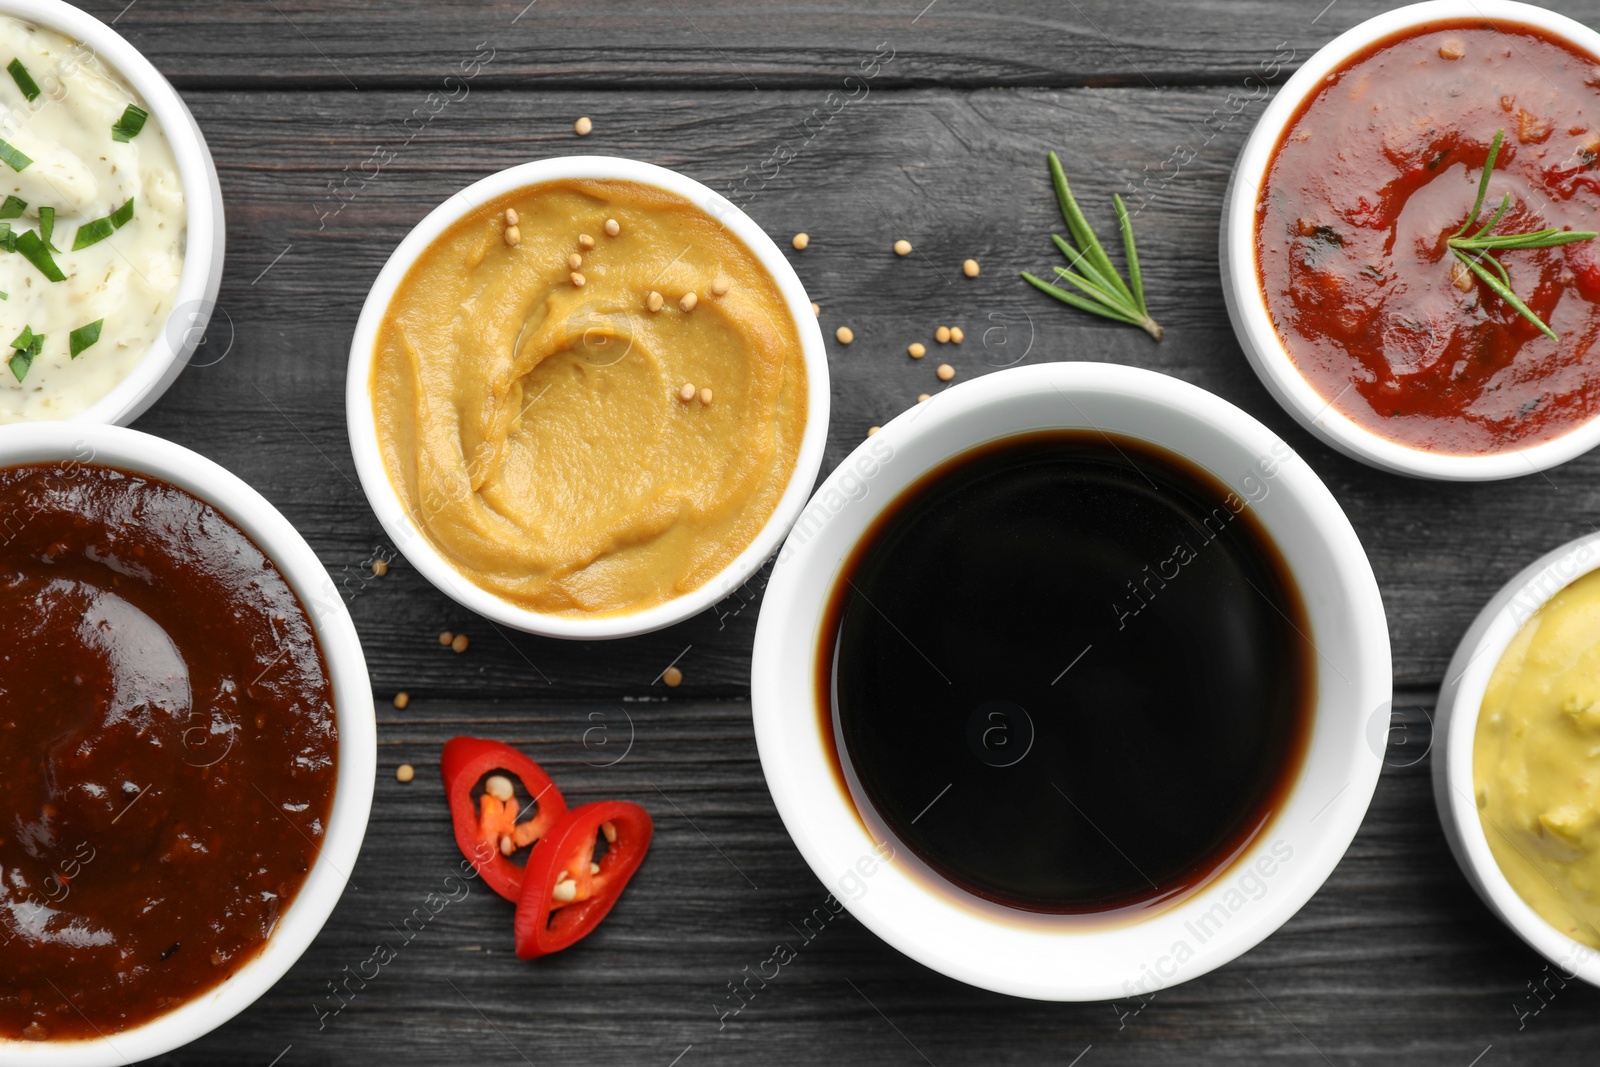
[78, 1, 1600, 1062]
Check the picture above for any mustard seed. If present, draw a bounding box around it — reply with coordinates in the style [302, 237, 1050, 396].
[867, 426, 880, 436]
[894, 239, 912, 256]
[438, 630, 454, 646]
[663, 666, 684, 687]
[950, 326, 965, 344]
[836, 326, 854, 344]
[575, 115, 593, 136]
[568, 253, 583, 270]
[679, 382, 697, 402]
[647, 290, 665, 312]
[452, 633, 469, 653]
[711, 276, 731, 296]
[392, 691, 410, 709]
[792, 232, 810, 250]
[917, 393, 931, 403]
[396, 763, 416, 783]
[963, 258, 980, 277]
[935, 326, 951, 343]
[371, 558, 389, 576]
[503, 225, 521, 248]
[579, 233, 595, 250]
[604, 218, 621, 237]
[570, 271, 586, 288]
[908, 342, 926, 358]
[937, 363, 955, 381]
[699, 387, 714, 405]
[811, 302, 821, 316]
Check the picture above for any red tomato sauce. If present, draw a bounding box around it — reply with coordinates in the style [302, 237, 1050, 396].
[1255, 21, 1600, 454]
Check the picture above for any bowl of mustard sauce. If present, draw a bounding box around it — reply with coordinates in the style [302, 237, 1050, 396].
[345, 156, 829, 639]
[1436, 532, 1600, 984]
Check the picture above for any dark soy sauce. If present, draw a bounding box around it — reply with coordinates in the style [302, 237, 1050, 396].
[819, 431, 1314, 915]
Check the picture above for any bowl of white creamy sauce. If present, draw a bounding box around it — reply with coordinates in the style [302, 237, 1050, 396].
[0, 2, 222, 424]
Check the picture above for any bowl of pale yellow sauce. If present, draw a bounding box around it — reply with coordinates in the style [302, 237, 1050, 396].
[346, 157, 829, 639]
[1437, 533, 1600, 983]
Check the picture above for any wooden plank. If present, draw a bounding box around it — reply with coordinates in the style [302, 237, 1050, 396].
[74, 0, 1600, 90]
[156, 693, 1600, 1065]
[135, 85, 1599, 695]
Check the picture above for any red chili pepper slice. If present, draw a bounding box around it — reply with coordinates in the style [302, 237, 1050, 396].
[440, 737, 567, 903]
[514, 800, 652, 959]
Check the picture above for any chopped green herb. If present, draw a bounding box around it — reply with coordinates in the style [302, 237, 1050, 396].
[37, 205, 54, 251]
[0, 222, 15, 253]
[111, 103, 147, 142]
[71, 217, 110, 249]
[8, 325, 42, 382]
[0, 137, 31, 172]
[72, 197, 134, 250]
[7, 59, 38, 103]
[0, 195, 25, 220]
[69, 318, 102, 358]
[15, 229, 63, 281]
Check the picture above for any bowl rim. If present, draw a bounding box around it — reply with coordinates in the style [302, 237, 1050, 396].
[0, 423, 375, 1065]
[344, 154, 831, 640]
[0, 0, 225, 427]
[751, 361, 1391, 1001]
[1434, 531, 1600, 987]
[1220, 0, 1600, 482]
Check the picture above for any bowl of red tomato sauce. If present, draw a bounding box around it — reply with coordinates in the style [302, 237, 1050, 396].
[1223, 0, 1600, 480]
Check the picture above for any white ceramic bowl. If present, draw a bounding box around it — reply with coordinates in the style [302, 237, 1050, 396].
[0, 423, 375, 1066]
[1221, 0, 1600, 481]
[1, 0, 225, 425]
[752, 362, 1391, 1001]
[346, 156, 830, 640]
[1435, 532, 1600, 987]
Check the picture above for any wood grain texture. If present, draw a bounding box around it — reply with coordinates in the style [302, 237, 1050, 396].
[69, 0, 1600, 89]
[30, 2, 1600, 1061]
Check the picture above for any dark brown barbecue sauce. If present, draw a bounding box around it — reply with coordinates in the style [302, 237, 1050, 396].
[0, 462, 338, 1041]
[818, 432, 1314, 918]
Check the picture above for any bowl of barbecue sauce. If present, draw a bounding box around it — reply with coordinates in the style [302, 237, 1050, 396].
[0, 423, 374, 1065]
[751, 362, 1391, 1001]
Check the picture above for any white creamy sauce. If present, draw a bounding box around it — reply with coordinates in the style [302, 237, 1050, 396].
[0, 16, 184, 422]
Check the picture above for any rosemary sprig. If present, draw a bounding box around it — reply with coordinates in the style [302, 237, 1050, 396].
[1022, 151, 1162, 341]
[1448, 128, 1596, 341]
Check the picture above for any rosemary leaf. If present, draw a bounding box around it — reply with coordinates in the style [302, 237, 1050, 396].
[1443, 128, 1597, 339]
[1023, 272, 1143, 326]
[1454, 248, 1555, 341]
[1453, 129, 1504, 239]
[1048, 152, 1134, 306]
[1114, 194, 1147, 316]
[1052, 265, 1137, 313]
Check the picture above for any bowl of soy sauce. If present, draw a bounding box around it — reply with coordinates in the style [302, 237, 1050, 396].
[751, 361, 1390, 1002]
